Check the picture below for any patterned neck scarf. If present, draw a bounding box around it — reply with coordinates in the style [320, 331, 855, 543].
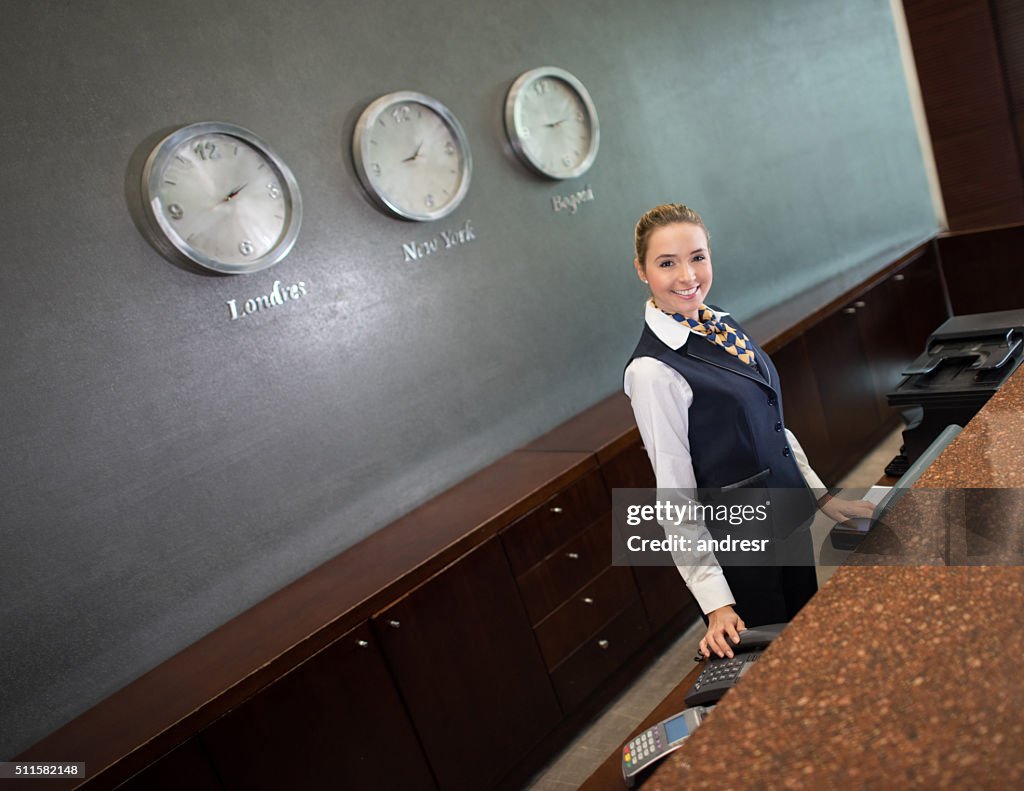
[658, 302, 757, 367]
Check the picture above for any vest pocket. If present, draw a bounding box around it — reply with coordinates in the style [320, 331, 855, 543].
[720, 467, 771, 491]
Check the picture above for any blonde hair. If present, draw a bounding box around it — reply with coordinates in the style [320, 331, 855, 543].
[634, 203, 710, 263]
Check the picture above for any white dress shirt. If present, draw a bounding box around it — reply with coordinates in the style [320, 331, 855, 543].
[624, 300, 825, 615]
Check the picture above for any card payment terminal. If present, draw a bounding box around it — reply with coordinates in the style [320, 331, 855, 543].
[621, 706, 713, 787]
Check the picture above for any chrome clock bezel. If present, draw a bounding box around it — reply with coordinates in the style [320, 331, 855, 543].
[504, 66, 600, 180]
[352, 91, 473, 222]
[141, 121, 303, 275]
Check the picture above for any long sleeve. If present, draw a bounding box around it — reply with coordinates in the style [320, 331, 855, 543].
[785, 429, 826, 492]
[624, 356, 736, 615]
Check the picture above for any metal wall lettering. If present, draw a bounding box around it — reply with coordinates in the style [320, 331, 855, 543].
[551, 185, 595, 215]
[225, 279, 309, 321]
[402, 219, 477, 262]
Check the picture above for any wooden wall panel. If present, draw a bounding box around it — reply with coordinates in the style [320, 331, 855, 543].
[993, 0, 1024, 112]
[905, 0, 1010, 136]
[930, 124, 1024, 223]
[903, 0, 1024, 229]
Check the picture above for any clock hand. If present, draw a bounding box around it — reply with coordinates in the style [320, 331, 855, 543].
[402, 141, 424, 162]
[223, 183, 249, 201]
[545, 118, 568, 128]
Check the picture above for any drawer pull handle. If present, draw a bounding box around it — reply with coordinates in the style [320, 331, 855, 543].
[893, 273, 905, 281]
[853, 300, 866, 308]
[566, 552, 580, 560]
[388, 620, 401, 629]
[550, 506, 564, 514]
[582, 597, 594, 605]
[842, 307, 856, 315]
[356, 639, 369, 648]
[597, 639, 610, 649]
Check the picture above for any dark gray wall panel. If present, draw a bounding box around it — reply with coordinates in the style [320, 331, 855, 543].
[0, 0, 934, 758]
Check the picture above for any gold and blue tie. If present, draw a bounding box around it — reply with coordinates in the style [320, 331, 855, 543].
[663, 304, 757, 367]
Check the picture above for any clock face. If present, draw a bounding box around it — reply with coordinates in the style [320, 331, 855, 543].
[352, 91, 472, 221]
[505, 67, 600, 180]
[142, 122, 302, 274]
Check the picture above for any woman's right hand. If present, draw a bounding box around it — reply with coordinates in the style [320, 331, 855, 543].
[700, 605, 746, 659]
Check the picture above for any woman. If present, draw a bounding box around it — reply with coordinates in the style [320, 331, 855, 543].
[624, 203, 873, 660]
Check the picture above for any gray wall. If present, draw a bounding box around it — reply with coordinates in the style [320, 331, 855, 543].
[0, 0, 935, 758]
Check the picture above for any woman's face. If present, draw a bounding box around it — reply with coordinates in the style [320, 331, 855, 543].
[635, 222, 712, 320]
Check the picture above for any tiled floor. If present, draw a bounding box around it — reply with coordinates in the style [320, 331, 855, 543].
[524, 426, 906, 790]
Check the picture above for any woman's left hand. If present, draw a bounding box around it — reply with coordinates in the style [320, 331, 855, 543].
[820, 497, 876, 524]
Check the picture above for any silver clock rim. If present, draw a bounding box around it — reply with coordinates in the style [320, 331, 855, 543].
[352, 90, 473, 222]
[141, 121, 303, 275]
[504, 66, 600, 180]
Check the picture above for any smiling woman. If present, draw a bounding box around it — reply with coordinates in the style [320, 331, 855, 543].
[622, 203, 875, 661]
[633, 205, 713, 320]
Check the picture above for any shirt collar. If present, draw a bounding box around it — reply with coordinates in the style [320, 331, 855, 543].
[644, 299, 731, 351]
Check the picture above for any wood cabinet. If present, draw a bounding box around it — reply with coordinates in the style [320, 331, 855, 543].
[200, 622, 436, 791]
[533, 565, 639, 669]
[804, 300, 883, 470]
[772, 334, 834, 480]
[114, 738, 221, 791]
[371, 537, 561, 791]
[897, 246, 949, 348]
[598, 441, 701, 632]
[772, 249, 949, 484]
[499, 463, 655, 716]
[500, 468, 610, 577]
[939, 225, 1024, 314]
[549, 599, 649, 713]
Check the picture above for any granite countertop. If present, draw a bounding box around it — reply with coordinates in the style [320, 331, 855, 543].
[647, 365, 1024, 789]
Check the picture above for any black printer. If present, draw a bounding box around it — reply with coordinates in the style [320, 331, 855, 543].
[887, 309, 1024, 466]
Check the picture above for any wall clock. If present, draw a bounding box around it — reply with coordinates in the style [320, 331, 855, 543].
[352, 91, 472, 222]
[504, 66, 600, 180]
[141, 121, 302, 274]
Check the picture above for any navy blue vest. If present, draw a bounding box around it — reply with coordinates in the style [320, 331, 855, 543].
[626, 309, 816, 539]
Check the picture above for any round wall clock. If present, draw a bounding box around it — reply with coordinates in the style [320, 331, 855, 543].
[352, 91, 472, 222]
[141, 122, 302, 274]
[504, 66, 600, 180]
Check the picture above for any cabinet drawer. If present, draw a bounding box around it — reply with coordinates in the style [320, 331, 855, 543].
[632, 566, 700, 633]
[550, 599, 650, 713]
[534, 564, 639, 670]
[500, 468, 610, 576]
[371, 538, 561, 791]
[200, 622, 438, 791]
[516, 514, 613, 624]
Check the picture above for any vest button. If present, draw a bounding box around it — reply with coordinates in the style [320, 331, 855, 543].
[782, 447, 791, 457]
[774, 422, 783, 432]
[767, 397, 777, 407]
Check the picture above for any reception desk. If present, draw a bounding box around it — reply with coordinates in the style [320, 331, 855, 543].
[584, 363, 1024, 790]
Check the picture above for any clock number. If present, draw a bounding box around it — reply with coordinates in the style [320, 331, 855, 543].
[371, 162, 381, 176]
[239, 240, 255, 257]
[424, 194, 435, 208]
[576, 111, 585, 122]
[520, 126, 531, 138]
[193, 141, 220, 161]
[391, 105, 411, 124]
[562, 156, 572, 167]
[267, 183, 281, 199]
[533, 80, 548, 95]
[445, 140, 455, 156]
[167, 203, 184, 220]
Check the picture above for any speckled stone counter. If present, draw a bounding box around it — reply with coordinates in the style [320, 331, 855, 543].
[646, 365, 1024, 790]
